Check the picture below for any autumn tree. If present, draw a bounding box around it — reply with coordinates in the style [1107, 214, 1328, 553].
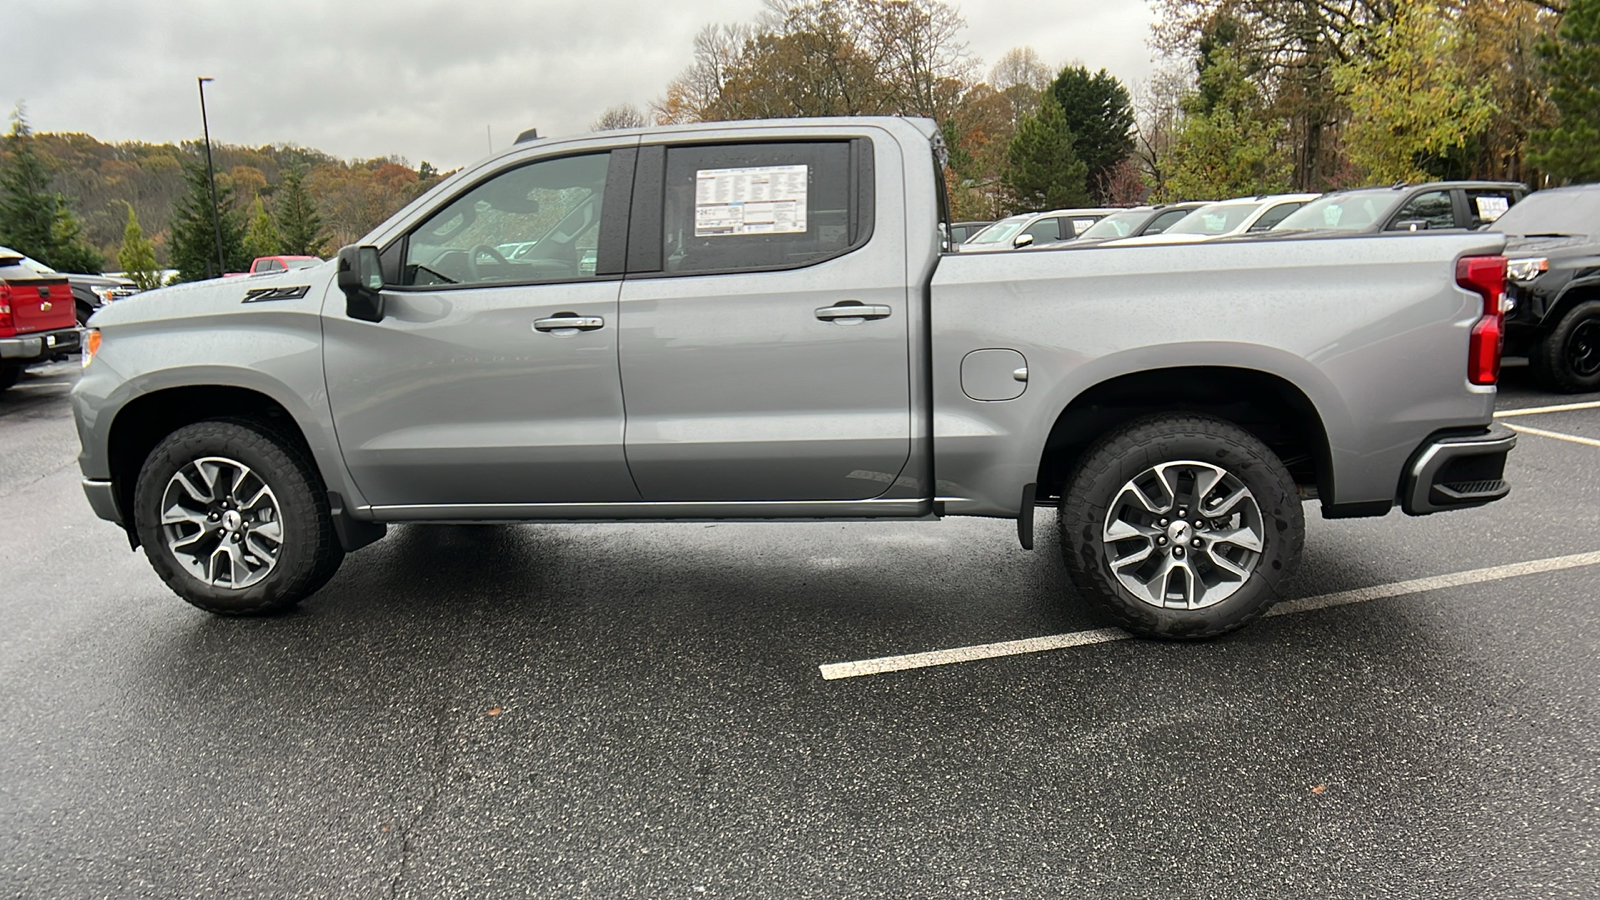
[0, 115, 104, 272]
[168, 158, 248, 281]
[115, 204, 162, 290]
[1332, 2, 1494, 183]
[1531, 0, 1600, 182]
[654, 0, 971, 123]
[1048, 66, 1135, 203]
[1004, 96, 1090, 211]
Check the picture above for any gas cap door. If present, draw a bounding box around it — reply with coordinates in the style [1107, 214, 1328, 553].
[961, 348, 1028, 401]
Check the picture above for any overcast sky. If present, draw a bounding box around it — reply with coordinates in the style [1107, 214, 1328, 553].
[9, 0, 1157, 170]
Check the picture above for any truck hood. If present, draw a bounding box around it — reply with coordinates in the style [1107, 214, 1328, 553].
[86, 263, 336, 328]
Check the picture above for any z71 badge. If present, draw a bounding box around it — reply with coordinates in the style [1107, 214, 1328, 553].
[242, 285, 312, 303]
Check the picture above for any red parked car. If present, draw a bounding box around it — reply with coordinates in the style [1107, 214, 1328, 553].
[1, 246, 81, 392]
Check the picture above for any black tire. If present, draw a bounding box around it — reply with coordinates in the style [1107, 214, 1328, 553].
[1059, 413, 1305, 640]
[1529, 299, 1600, 393]
[0, 364, 21, 392]
[133, 419, 344, 615]
[76, 302, 93, 328]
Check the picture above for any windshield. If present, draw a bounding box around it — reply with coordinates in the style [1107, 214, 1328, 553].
[1163, 202, 1262, 236]
[1078, 210, 1150, 240]
[1276, 193, 1397, 231]
[1490, 188, 1599, 237]
[966, 215, 1029, 244]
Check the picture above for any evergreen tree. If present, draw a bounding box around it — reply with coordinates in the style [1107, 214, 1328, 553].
[115, 203, 163, 290]
[0, 116, 105, 272]
[1531, 0, 1600, 184]
[168, 158, 248, 281]
[274, 166, 326, 257]
[1048, 66, 1135, 204]
[243, 196, 282, 259]
[1003, 96, 1090, 211]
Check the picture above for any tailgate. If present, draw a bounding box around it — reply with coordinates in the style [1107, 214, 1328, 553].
[2, 277, 76, 333]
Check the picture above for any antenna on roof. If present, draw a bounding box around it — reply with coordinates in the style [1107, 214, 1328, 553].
[515, 127, 541, 144]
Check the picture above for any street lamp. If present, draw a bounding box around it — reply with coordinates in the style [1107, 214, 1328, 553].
[197, 76, 225, 279]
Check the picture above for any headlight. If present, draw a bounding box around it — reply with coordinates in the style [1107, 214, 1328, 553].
[1506, 257, 1548, 283]
[82, 329, 100, 368]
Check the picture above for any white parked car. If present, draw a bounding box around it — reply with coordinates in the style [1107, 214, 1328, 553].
[961, 207, 1123, 251]
[1102, 194, 1322, 246]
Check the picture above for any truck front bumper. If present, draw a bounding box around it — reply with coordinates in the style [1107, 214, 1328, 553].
[1402, 427, 1517, 515]
[0, 328, 80, 361]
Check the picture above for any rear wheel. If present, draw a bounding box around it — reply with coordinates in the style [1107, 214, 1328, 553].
[133, 420, 343, 615]
[1059, 414, 1304, 639]
[1530, 299, 1600, 393]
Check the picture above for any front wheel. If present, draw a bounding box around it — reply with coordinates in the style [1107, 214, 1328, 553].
[133, 420, 343, 615]
[1059, 414, 1304, 639]
[1529, 299, 1600, 393]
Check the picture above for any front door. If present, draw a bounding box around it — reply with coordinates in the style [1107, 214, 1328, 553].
[324, 149, 639, 508]
[616, 139, 912, 502]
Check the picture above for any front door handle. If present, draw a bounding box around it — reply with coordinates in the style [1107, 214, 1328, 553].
[815, 302, 892, 324]
[533, 313, 605, 335]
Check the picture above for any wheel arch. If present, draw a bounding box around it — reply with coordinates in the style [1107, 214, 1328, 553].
[1034, 365, 1334, 507]
[106, 385, 319, 535]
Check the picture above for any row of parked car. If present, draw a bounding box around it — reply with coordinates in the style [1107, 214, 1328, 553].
[952, 180, 1600, 393]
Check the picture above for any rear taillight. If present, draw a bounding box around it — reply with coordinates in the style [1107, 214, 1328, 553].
[1457, 255, 1507, 386]
[0, 284, 12, 335]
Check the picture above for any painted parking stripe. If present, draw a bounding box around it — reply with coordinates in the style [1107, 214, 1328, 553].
[1504, 423, 1600, 449]
[1495, 400, 1600, 417]
[818, 549, 1600, 680]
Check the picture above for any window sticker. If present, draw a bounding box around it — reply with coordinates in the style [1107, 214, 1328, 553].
[694, 165, 808, 236]
[1475, 196, 1510, 221]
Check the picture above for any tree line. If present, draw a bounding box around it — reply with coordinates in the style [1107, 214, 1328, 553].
[0, 110, 450, 282]
[2, 0, 1597, 281]
[606, 0, 1598, 218]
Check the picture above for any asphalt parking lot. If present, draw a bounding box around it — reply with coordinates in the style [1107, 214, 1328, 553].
[1, 361, 1596, 899]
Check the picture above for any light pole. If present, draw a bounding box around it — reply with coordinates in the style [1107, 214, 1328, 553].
[197, 76, 225, 278]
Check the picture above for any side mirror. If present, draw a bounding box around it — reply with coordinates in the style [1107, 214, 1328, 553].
[337, 245, 385, 322]
[1013, 233, 1035, 249]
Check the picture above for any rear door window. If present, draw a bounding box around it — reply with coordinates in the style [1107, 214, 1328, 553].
[1465, 188, 1518, 228]
[1387, 191, 1455, 231]
[654, 141, 867, 275]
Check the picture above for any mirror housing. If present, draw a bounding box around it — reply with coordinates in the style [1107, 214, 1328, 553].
[1012, 233, 1035, 249]
[337, 245, 385, 322]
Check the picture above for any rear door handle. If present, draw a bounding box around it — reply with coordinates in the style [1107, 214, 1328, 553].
[815, 303, 892, 324]
[533, 314, 605, 335]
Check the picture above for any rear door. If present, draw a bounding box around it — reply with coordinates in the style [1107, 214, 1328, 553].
[615, 136, 912, 501]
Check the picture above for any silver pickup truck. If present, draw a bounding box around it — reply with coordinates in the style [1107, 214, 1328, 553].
[71, 117, 1516, 638]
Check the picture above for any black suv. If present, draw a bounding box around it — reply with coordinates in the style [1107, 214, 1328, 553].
[1270, 181, 1526, 235]
[1490, 184, 1600, 393]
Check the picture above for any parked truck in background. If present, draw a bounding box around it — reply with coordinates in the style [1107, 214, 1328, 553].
[71, 117, 1516, 639]
[1, 247, 82, 391]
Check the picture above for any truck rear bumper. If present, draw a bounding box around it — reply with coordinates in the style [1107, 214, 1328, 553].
[0, 328, 80, 360]
[1402, 427, 1517, 515]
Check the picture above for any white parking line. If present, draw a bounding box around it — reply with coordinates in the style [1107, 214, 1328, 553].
[1503, 423, 1600, 449]
[818, 550, 1600, 680]
[1495, 400, 1600, 417]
